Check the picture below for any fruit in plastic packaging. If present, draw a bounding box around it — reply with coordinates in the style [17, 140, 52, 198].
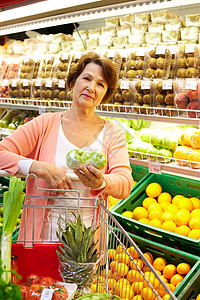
[162, 134, 178, 151]
[187, 101, 200, 118]
[174, 93, 190, 109]
[188, 149, 200, 169]
[150, 130, 163, 148]
[174, 146, 193, 166]
[157, 149, 172, 163]
[86, 151, 107, 170]
[139, 128, 153, 143]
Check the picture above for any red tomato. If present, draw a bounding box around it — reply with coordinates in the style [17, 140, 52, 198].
[27, 274, 41, 284]
[52, 286, 69, 300]
[20, 284, 29, 300]
[40, 276, 56, 287]
[27, 284, 44, 300]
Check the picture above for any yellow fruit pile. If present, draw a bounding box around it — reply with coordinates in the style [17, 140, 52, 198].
[91, 245, 192, 299]
[123, 182, 200, 240]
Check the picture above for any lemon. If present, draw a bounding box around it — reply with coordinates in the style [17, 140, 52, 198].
[132, 206, 148, 220]
[142, 197, 157, 210]
[149, 219, 162, 228]
[158, 192, 172, 203]
[175, 225, 190, 236]
[178, 198, 194, 212]
[138, 218, 149, 224]
[161, 211, 175, 223]
[172, 195, 185, 206]
[109, 195, 121, 207]
[190, 197, 200, 209]
[189, 216, 200, 230]
[149, 210, 162, 221]
[161, 220, 177, 232]
[132, 181, 138, 187]
[146, 182, 162, 198]
[174, 209, 191, 226]
[148, 202, 163, 213]
[164, 204, 179, 214]
[188, 229, 200, 240]
[190, 209, 200, 218]
[122, 211, 133, 219]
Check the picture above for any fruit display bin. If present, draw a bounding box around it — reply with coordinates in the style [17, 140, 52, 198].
[128, 232, 200, 300]
[111, 172, 200, 255]
[130, 164, 149, 192]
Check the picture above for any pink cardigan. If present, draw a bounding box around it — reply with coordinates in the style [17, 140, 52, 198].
[0, 112, 133, 240]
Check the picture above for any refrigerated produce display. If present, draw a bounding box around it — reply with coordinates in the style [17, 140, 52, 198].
[0, 0, 199, 299]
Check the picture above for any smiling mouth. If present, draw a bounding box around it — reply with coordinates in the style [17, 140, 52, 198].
[82, 93, 94, 99]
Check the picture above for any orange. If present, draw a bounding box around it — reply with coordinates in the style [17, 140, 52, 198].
[163, 264, 177, 279]
[144, 275, 160, 289]
[142, 197, 157, 210]
[100, 278, 117, 290]
[196, 293, 200, 300]
[149, 219, 162, 228]
[101, 269, 113, 278]
[132, 206, 148, 220]
[115, 263, 129, 277]
[132, 296, 143, 300]
[164, 204, 179, 214]
[160, 275, 168, 283]
[174, 208, 191, 226]
[148, 203, 163, 213]
[115, 253, 131, 265]
[144, 252, 154, 264]
[172, 194, 185, 206]
[177, 263, 191, 275]
[108, 249, 117, 260]
[175, 225, 190, 236]
[190, 197, 200, 209]
[117, 278, 130, 288]
[116, 244, 125, 254]
[146, 182, 162, 198]
[158, 192, 172, 203]
[153, 257, 167, 271]
[149, 210, 162, 221]
[170, 273, 184, 286]
[127, 246, 140, 259]
[120, 285, 134, 299]
[131, 281, 143, 294]
[189, 216, 200, 229]
[138, 218, 149, 224]
[161, 220, 177, 232]
[129, 258, 143, 270]
[178, 198, 194, 212]
[161, 211, 175, 222]
[167, 283, 176, 292]
[188, 229, 200, 239]
[127, 269, 142, 283]
[162, 295, 170, 300]
[141, 286, 156, 300]
[191, 208, 200, 218]
[122, 211, 134, 218]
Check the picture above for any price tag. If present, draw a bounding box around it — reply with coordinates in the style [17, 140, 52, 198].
[23, 79, 29, 87]
[40, 288, 53, 300]
[185, 80, 197, 90]
[156, 46, 166, 55]
[39, 108, 46, 114]
[58, 80, 65, 88]
[141, 81, 151, 90]
[148, 163, 162, 174]
[120, 80, 129, 89]
[35, 79, 41, 87]
[162, 80, 173, 90]
[11, 80, 17, 87]
[46, 79, 52, 88]
[3, 80, 8, 86]
[136, 47, 146, 57]
[185, 44, 195, 53]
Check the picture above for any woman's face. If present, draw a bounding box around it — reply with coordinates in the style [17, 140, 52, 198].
[71, 62, 108, 109]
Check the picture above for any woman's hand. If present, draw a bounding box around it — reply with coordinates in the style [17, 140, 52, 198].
[29, 161, 73, 195]
[73, 165, 104, 190]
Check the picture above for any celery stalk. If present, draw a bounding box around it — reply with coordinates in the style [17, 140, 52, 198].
[1, 175, 26, 283]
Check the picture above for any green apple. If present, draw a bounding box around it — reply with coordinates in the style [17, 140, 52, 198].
[66, 149, 88, 169]
[139, 128, 153, 143]
[147, 146, 159, 161]
[162, 135, 178, 151]
[150, 130, 163, 148]
[130, 119, 142, 131]
[86, 151, 107, 170]
[157, 149, 172, 163]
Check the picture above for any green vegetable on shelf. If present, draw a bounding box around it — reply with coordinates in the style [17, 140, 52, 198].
[1, 176, 26, 283]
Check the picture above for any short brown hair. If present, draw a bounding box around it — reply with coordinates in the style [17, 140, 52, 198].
[67, 52, 118, 104]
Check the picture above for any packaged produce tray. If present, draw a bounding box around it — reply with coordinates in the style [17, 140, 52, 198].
[111, 172, 200, 254]
[128, 232, 200, 300]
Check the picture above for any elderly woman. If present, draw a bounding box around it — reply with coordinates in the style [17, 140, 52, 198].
[0, 52, 133, 240]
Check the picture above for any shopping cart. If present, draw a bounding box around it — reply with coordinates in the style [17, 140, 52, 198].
[1, 173, 177, 299]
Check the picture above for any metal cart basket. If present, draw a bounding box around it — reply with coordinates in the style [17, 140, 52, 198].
[2, 174, 177, 299]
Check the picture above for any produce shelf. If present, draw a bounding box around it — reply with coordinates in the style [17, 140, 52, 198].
[0, 98, 199, 126]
